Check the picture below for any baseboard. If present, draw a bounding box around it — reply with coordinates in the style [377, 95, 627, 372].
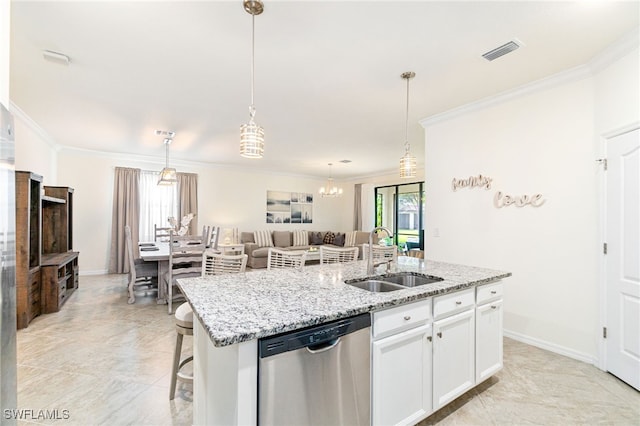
[79, 269, 109, 276]
[503, 329, 599, 366]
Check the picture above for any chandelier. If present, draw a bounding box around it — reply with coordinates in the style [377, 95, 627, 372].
[399, 71, 417, 178]
[319, 163, 343, 197]
[240, 0, 265, 158]
[156, 130, 177, 186]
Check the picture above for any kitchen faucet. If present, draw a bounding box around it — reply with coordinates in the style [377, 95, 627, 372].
[367, 226, 393, 275]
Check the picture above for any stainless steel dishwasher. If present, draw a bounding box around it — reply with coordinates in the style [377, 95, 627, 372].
[258, 313, 371, 426]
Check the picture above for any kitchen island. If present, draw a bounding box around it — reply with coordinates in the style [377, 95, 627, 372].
[178, 257, 511, 425]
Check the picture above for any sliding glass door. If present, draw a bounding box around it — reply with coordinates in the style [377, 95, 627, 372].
[375, 182, 424, 250]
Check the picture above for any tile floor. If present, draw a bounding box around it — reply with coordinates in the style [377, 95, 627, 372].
[15, 274, 640, 425]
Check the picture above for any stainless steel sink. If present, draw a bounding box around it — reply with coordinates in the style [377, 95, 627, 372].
[346, 279, 405, 292]
[345, 272, 443, 292]
[378, 272, 443, 287]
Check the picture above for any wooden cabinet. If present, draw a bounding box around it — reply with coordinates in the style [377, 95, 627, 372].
[372, 300, 432, 425]
[432, 289, 476, 411]
[41, 252, 79, 313]
[476, 282, 504, 383]
[42, 186, 74, 253]
[15, 171, 42, 329]
[40, 186, 78, 314]
[15, 175, 78, 328]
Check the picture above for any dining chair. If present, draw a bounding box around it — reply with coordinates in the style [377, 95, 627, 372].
[362, 244, 398, 264]
[154, 224, 173, 242]
[169, 250, 247, 400]
[208, 226, 220, 250]
[319, 246, 359, 264]
[267, 247, 307, 271]
[202, 250, 248, 276]
[201, 225, 211, 248]
[164, 233, 206, 314]
[124, 225, 158, 304]
[406, 249, 425, 259]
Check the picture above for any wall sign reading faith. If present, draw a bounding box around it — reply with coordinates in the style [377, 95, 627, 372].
[452, 174, 493, 191]
[494, 191, 546, 208]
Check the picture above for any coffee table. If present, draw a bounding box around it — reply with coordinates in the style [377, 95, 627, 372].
[306, 249, 320, 263]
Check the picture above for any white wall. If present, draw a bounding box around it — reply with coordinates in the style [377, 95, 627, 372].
[421, 42, 639, 363]
[56, 149, 354, 273]
[0, 0, 9, 107]
[594, 47, 639, 135]
[12, 104, 57, 182]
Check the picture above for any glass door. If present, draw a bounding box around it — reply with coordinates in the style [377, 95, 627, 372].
[375, 182, 424, 250]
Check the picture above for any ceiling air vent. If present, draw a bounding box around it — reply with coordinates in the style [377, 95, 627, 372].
[482, 39, 523, 61]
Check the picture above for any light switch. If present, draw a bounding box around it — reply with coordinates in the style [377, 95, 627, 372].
[433, 227, 440, 237]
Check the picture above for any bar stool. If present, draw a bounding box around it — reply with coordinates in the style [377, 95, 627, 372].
[169, 302, 193, 400]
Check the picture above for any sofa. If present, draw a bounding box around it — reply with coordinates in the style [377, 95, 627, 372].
[240, 230, 376, 269]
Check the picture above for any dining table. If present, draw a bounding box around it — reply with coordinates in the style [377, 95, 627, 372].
[139, 241, 170, 303]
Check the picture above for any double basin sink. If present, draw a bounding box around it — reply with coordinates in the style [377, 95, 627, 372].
[345, 272, 443, 292]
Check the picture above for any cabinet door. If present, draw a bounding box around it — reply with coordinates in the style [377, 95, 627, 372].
[372, 324, 432, 426]
[433, 309, 475, 410]
[476, 299, 503, 383]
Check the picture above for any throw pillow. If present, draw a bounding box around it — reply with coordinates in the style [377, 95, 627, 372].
[345, 231, 357, 247]
[310, 231, 324, 245]
[333, 232, 345, 247]
[293, 230, 308, 247]
[272, 230, 291, 247]
[323, 231, 335, 245]
[254, 230, 273, 248]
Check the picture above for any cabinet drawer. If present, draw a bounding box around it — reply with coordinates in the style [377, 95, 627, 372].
[29, 273, 41, 295]
[476, 281, 503, 304]
[373, 299, 431, 340]
[433, 288, 474, 320]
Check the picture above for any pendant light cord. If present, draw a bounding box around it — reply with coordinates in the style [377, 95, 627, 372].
[249, 13, 256, 118]
[405, 75, 410, 151]
[165, 139, 171, 168]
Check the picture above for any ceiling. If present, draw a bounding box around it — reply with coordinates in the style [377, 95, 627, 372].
[9, 1, 639, 179]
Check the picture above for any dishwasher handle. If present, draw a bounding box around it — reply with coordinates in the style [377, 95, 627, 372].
[306, 337, 341, 354]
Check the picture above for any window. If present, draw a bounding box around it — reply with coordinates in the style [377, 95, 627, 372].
[374, 182, 424, 250]
[139, 171, 177, 241]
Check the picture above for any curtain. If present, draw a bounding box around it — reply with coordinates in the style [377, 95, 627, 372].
[353, 183, 362, 231]
[109, 167, 140, 274]
[177, 172, 198, 235]
[139, 171, 177, 241]
[361, 183, 376, 232]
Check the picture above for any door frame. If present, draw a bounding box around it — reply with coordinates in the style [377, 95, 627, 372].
[598, 121, 640, 372]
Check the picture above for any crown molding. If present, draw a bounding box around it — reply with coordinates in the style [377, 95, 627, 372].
[589, 27, 639, 74]
[56, 144, 346, 181]
[419, 64, 592, 128]
[9, 101, 59, 149]
[420, 27, 639, 128]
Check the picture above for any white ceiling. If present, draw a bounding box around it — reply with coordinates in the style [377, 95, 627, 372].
[9, 1, 639, 179]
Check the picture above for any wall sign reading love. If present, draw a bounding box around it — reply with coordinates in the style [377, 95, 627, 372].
[493, 191, 545, 208]
[451, 174, 546, 209]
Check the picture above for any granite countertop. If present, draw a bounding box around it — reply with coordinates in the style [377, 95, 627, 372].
[177, 257, 511, 347]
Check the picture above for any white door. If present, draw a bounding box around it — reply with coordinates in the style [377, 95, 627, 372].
[605, 128, 640, 390]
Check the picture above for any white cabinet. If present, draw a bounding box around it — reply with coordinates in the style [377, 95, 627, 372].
[370, 281, 505, 422]
[372, 300, 432, 425]
[432, 289, 475, 411]
[476, 282, 504, 383]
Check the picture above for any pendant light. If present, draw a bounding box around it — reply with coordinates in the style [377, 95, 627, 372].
[240, 0, 265, 158]
[156, 130, 177, 186]
[399, 71, 417, 178]
[319, 163, 343, 197]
